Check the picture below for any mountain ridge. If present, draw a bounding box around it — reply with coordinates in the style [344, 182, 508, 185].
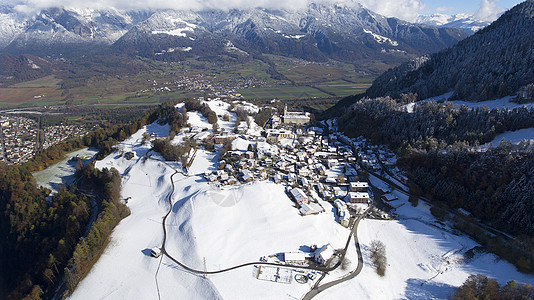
[0, 3, 468, 66]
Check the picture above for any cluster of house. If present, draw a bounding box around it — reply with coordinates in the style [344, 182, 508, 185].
[41, 124, 87, 150]
[283, 243, 335, 266]
[0, 116, 38, 164]
[143, 73, 269, 99]
[0, 115, 87, 164]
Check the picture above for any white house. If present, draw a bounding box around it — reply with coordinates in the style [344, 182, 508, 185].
[334, 199, 350, 227]
[350, 181, 368, 192]
[314, 244, 335, 266]
[284, 252, 308, 264]
[345, 192, 370, 204]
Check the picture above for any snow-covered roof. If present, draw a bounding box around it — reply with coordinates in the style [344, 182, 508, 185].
[284, 252, 308, 262]
[382, 193, 398, 202]
[350, 181, 368, 189]
[290, 187, 308, 203]
[315, 244, 335, 261]
[299, 202, 323, 215]
[347, 192, 369, 199]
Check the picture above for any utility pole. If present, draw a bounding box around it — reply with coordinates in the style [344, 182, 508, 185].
[203, 257, 207, 279]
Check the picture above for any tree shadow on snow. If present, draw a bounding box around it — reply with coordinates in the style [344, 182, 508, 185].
[403, 278, 456, 300]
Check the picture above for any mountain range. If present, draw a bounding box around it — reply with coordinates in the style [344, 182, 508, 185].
[415, 13, 491, 34]
[0, 3, 468, 66]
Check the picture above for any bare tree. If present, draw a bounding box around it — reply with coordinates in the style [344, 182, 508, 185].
[370, 240, 387, 276]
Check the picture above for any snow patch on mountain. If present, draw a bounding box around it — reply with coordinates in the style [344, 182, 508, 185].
[363, 29, 398, 46]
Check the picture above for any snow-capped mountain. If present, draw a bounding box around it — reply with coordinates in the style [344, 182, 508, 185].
[2, 7, 152, 53]
[0, 6, 27, 48]
[0, 3, 468, 64]
[113, 3, 468, 63]
[416, 13, 491, 34]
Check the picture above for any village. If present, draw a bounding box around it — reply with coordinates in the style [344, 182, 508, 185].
[136, 73, 270, 99]
[0, 114, 87, 164]
[147, 97, 408, 285]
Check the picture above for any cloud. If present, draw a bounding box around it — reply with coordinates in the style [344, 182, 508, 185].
[357, 0, 425, 21]
[6, 0, 425, 21]
[474, 0, 505, 22]
[436, 6, 453, 13]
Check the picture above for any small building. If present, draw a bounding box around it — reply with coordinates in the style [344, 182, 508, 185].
[288, 173, 297, 183]
[299, 168, 311, 177]
[283, 105, 310, 125]
[241, 170, 254, 182]
[226, 176, 238, 185]
[194, 131, 211, 141]
[214, 134, 236, 144]
[325, 177, 337, 184]
[265, 129, 293, 143]
[345, 192, 370, 204]
[151, 247, 162, 258]
[381, 193, 398, 202]
[314, 244, 335, 266]
[219, 172, 229, 181]
[384, 199, 404, 210]
[299, 202, 324, 216]
[350, 181, 368, 192]
[334, 199, 350, 227]
[327, 159, 338, 169]
[290, 188, 309, 204]
[284, 252, 308, 264]
[316, 164, 327, 175]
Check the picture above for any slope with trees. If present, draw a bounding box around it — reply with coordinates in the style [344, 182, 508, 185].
[362, 0, 534, 102]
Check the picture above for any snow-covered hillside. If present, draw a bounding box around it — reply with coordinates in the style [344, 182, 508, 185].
[70, 101, 534, 299]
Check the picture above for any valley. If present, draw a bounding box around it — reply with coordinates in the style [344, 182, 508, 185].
[1, 1, 534, 299]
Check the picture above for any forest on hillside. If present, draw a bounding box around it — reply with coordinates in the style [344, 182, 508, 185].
[0, 101, 185, 299]
[365, 0, 534, 102]
[339, 96, 534, 272]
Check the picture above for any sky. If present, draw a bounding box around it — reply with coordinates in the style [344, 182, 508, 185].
[5, 0, 527, 22]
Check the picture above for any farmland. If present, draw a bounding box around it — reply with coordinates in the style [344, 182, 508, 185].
[0, 55, 374, 108]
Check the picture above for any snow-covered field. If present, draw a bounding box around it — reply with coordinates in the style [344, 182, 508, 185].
[484, 127, 534, 147]
[69, 102, 534, 300]
[319, 175, 534, 300]
[69, 121, 350, 300]
[33, 147, 98, 193]
[419, 92, 534, 110]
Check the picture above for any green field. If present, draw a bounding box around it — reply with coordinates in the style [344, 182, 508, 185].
[11, 76, 61, 88]
[1, 54, 376, 110]
[238, 85, 332, 100]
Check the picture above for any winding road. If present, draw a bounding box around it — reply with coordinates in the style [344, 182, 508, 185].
[153, 158, 370, 295]
[301, 208, 369, 300]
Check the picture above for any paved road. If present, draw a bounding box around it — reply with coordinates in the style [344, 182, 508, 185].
[301, 207, 369, 300]
[156, 160, 365, 277]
